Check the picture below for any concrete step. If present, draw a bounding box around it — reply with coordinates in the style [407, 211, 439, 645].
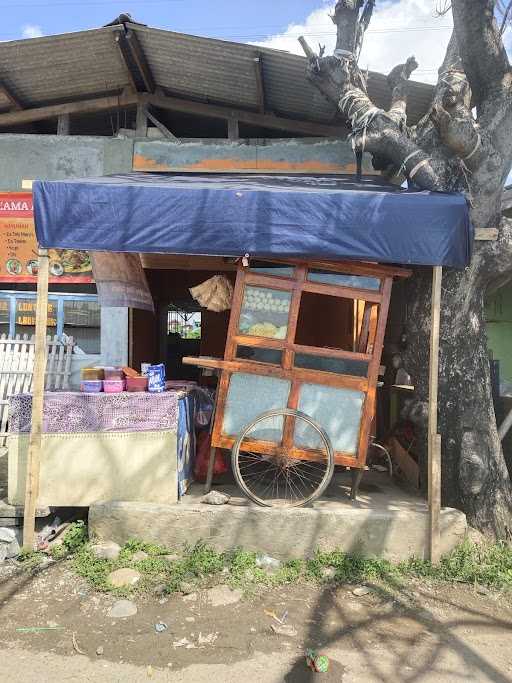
[89, 489, 467, 562]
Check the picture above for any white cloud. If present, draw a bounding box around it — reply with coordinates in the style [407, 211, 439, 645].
[22, 24, 44, 39]
[254, 0, 453, 84]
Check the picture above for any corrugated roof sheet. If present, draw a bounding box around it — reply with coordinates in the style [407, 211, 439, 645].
[0, 22, 434, 128]
[0, 28, 129, 107]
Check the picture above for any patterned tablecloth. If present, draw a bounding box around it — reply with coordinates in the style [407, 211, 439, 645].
[9, 391, 180, 434]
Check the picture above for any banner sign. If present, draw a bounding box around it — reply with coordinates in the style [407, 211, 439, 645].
[0, 192, 93, 283]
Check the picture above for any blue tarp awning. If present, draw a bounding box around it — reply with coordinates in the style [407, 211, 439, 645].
[33, 173, 473, 268]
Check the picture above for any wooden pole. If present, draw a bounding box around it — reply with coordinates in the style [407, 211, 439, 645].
[136, 104, 148, 137]
[228, 118, 240, 140]
[428, 266, 442, 564]
[23, 248, 49, 550]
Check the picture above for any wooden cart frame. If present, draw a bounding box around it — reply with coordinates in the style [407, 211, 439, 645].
[186, 259, 410, 490]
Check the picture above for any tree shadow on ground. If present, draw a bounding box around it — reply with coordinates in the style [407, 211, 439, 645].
[284, 577, 512, 682]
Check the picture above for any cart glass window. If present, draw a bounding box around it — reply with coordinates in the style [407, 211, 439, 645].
[239, 286, 291, 339]
[249, 265, 295, 279]
[236, 346, 283, 365]
[294, 353, 368, 377]
[222, 372, 291, 439]
[308, 269, 380, 291]
[296, 383, 364, 454]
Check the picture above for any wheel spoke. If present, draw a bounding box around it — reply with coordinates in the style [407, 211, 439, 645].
[233, 409, 334, 508]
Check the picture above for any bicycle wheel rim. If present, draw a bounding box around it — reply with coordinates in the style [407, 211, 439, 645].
[232, 408, 335, 508]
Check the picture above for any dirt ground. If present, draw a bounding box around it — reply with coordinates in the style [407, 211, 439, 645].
[0, 559, 511, 682]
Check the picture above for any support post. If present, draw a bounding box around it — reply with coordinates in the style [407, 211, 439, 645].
[57, 113, 70, 135]
[23, 248, 49, 550]
[428, 266, 442, 564]
[228, 118, 239, 140]
[136, 104, 148, 137]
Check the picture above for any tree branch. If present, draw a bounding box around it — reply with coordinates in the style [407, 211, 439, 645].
[429, 64, 483, 171]
[299, 36, 440, 189]
[500, 0, 512, 34]
[331, 0, 375, 60]
[332, 0, 364, 53]
[387, 56, 419, 128]
[451, 0, 510, 104]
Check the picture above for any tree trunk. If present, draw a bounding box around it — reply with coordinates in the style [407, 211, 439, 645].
[405, 240, 512, 538]
[299, 1, 512, 538]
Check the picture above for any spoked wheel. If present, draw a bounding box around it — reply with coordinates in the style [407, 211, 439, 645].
[232, 408, 334, 508]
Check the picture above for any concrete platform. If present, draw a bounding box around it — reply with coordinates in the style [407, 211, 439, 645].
[0, 450, 50, 526]
[89, 470, 467, 561]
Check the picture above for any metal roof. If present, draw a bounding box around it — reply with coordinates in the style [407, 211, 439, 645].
[0, 22, 434, 128]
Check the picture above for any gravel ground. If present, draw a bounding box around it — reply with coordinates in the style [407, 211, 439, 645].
[0, 558, 511, 682]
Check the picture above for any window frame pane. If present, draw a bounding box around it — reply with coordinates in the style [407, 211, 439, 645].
[307, 268, 381, 291]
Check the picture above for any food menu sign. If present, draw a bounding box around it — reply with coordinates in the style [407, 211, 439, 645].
[0, 192, 93, 283]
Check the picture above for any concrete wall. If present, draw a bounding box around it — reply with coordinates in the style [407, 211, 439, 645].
[0, 134, 133, 377]
[65, 307, 129, 390]
[0, 134, 133, 190]
[133, 137, 372, 174]
[486, 282, 512, 382]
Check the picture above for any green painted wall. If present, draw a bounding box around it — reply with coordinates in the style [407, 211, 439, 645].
[485, 282, 512, 382]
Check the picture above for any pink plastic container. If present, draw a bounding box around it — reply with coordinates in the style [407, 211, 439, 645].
[103, 379, 125, 393]
[80, 380, 103, 393]
[104, 368, 124, 380]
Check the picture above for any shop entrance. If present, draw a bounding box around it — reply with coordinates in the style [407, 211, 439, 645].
[129, 267, 234, 385]
[166, 303, 202, 381]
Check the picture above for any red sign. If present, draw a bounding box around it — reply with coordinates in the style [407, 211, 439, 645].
[0, 191, 93, 283]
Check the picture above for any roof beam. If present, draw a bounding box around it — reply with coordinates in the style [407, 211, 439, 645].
[0, 90, 344, 137]
[126, 30, 156, 93]
[0, 92, 139, 127]
[114, 33, 139, 93]
[0, 80, 22, 111]
[146, 92, 345, 137]
[114, 29, 155, 94]
[143, 106, 180, 141]
[253, 54, 266, 114]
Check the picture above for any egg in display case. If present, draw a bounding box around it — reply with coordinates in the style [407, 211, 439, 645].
[239, 286, 291, 339]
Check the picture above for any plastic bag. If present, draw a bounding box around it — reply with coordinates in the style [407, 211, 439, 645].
[194, 431, 228, 482]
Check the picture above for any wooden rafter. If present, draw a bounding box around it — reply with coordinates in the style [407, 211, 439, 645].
[114, 33, 139, 93]
[0, 80, 22, 111]
[0, 91, 344, 137]
[146, 92, 345, 137]
[0, 92, 139, 127]
[143, 106, 179, 141]
[253, 54, 266, 114]
[126, 30, 156, 93]
[114, 30, 156, 94]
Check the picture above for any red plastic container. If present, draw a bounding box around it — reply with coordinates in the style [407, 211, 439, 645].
[126, 376, 148, 392]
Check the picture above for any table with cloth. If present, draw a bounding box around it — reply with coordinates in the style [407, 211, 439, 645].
[7, 388, 212, 507]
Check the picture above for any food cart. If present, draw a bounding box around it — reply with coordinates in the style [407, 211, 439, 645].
[185, 258, 409, 506]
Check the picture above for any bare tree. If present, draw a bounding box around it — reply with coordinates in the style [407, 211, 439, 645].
[300, 0, 512, 538]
